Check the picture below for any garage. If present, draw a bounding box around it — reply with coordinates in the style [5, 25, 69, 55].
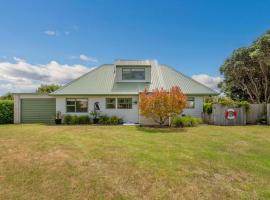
[21, 98, 56, 123]
[13, 93, 56, 124]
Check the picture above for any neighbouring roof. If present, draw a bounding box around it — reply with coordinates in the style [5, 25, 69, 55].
[51, 60, 218, 96]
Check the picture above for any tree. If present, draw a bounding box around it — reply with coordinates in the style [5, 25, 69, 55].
[139, 86, 187, 126]
[220, 30, 270, 103]
[36, 84, 61, 94]
[0, 92, 13, 100]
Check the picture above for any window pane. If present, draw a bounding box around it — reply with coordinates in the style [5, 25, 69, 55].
[76, 100, 88, 112]
[117, 98, 132, 109]
[66, 106, 75, 112]
[122, 68, 145, 80]
[66, 99, 75, 105]
[186, 97, 195, 108]
[106, 98, 116, 109]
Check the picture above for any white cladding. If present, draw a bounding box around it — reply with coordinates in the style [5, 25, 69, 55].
[56, 96, 139, 123]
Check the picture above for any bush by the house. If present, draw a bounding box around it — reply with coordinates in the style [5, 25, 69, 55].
[172, 116, 202, 127]
[63, 114, 122, 125]
[99, 115, 110, 124]
[78, 115, 90, 124]
[99, 115, 123, 125]
[0, 100, 14, 124]
[70, 115, 79, 125]
[64, 115, 72, 124]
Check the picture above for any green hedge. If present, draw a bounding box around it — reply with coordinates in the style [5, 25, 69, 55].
[63, 114, 122, 125]
[0, 100, 14, 124]
[172, 116, 202, 127]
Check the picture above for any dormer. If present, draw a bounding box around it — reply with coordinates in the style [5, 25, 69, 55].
[114, 60, 154, 82]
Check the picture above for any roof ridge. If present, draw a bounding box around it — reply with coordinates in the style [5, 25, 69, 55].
[160, 64, 218, 94]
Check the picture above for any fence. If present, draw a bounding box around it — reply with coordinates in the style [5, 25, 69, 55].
[203, 103, 270, 126]
[267, 104, 270, 125]
[246, 104, 266, 124]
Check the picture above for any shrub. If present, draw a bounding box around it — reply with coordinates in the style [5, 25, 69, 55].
[70, 115, 79, 124]
[0, 100, 14, 124]
[78, 115, 90, 124]
[99, 115, 110, 124]
[203, 103, 212, 114]
[64, 115, 72, 124]
[172, 116, 202, 127]
[109, 116, 122, 125]
[98, 115, 123, 125]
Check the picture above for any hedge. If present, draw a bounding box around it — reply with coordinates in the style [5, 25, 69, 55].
[0, 100, 14, 124]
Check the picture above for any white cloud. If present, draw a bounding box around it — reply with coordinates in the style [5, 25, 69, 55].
[44, 30, 57, 36]
[0, 59, 93, 95]
[79, 54, 98, 62]
[13, 56, 26, 63]
[192, 74, 222, 91]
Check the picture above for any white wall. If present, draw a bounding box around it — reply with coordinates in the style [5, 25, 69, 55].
[182, 96, 204, 118]
[56, 96, 139, 123]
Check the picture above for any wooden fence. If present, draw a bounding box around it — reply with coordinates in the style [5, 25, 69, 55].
[246, 104, 266, 124]
[267, 104, 270, 125]
[203, 103, 270, 126]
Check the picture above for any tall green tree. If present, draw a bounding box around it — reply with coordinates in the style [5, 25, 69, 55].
[0, 92, 13, 100]
[220, 31, 270, 103]
[36, 84, 61, 94]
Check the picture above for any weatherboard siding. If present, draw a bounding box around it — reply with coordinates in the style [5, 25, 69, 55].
[56, 96, 139, 123]
[182, 96, 204, 118]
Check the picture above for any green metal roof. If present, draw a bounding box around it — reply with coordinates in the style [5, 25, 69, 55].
[51, 61, 218, 96]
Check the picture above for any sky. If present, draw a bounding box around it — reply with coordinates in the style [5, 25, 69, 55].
[0, 0, 270, 95]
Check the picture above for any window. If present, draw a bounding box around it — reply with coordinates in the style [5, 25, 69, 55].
[186, 97, 195, 109]
[117, 98, 132, 109]
[122, 68, 145, 80]
[66, 98, 88, 113]
[106, 98, 116, 109]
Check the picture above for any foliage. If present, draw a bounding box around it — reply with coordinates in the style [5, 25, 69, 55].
[90, 110, 100, 119]
[139, 86, 187, 126]
[0, 92, 13, 100]
[172, 116, 202, 127]
[78, 115, 90, 124]
[36, 84, 61, 94]
[99, 115, 123, 125]
[220, 30, 270, 103]
[0, 100, 14, 124]
[55, 111, 62, 119]
[70, 115, 79, 125]
[64, 115, 72, 124]
[203, 97, 250, 114]
[203, 103, 213, 114]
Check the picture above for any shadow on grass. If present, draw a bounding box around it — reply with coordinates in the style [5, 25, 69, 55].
[136, 126, 187, 133]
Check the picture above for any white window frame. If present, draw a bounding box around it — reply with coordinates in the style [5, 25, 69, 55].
[106, 98, 116, 109]
[66, 98, 88, 113]
[186, 97, 195, 109]
[122, 68, 145, 80]
[117, 98, 132, 109]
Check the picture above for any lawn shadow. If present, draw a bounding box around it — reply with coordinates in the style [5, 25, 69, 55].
[136, 126, 187, 134]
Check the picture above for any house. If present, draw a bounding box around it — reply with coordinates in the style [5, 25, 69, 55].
[13, 60, 218, 124]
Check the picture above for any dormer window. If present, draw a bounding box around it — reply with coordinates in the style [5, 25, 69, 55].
[122, 68, 145, 80]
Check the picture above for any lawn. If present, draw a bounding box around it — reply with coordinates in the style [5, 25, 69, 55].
[0, 125, 269, 200]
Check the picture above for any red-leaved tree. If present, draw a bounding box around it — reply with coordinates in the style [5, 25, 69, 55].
[139, 86, 187, 126]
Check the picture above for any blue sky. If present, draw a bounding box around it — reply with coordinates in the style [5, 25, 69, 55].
[0, 0, 269, 94]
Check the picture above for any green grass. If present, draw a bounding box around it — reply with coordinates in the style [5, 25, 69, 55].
[0, 124, 269, 200]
